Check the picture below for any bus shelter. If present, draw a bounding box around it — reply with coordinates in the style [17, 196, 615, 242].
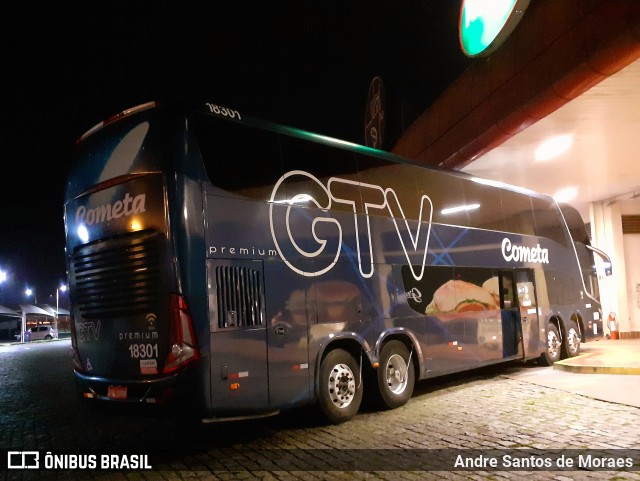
[0, 305, 21, 341]
[18, 304, 54, 343]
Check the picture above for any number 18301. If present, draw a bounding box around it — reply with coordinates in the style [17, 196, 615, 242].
[128, 343, 158, 359]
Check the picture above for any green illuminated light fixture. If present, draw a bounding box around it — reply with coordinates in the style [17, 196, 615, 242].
[459, 0, 530, 57]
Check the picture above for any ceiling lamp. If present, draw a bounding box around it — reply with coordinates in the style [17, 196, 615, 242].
[553, 187, 578, 203]
[535, 134, 573, 161]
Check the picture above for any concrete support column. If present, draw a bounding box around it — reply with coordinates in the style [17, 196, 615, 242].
[590, 201, 630, 335]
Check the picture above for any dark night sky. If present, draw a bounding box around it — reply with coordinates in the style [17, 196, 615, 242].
[0, 1, 469, 302]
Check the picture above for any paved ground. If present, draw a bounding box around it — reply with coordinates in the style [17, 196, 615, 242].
[0, 340, 638, 481]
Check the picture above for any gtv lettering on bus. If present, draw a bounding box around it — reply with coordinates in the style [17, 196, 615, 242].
[269, 170, 433, 280]
[75, 193, 146, 226]
[501, 238, 549, 264]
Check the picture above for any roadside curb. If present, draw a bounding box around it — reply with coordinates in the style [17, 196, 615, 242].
[551, 339, 640, 375]
[0, 338, 68, 347]
[553, 362, 640, 375]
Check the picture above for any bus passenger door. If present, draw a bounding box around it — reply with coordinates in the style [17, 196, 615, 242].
[515, 269, 540, 358]
[207, 260, 269, 414]
[499, 271, 521, 358]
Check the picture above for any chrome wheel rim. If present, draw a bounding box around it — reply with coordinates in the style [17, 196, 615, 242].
[385, 354, 408, 395]
[328, 363, 356, 409]
[547, 329, 561, 360]
[567, 327, 581, 355]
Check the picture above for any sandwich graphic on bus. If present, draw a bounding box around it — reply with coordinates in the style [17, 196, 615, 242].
[425, 278, 499, 315]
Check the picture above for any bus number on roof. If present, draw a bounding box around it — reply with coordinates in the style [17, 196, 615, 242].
[205, 103, 242, 120]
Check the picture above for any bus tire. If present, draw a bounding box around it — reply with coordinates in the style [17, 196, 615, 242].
[539, 323, 562, 366]
[565, 320, 581, 357]
[376, 340, 415, 409]
[318, 348, 362, 424]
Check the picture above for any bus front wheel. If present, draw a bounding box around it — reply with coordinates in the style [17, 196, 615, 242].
[376, 340, 415, 409]
[318, 348, 362, 424]
[539, 323, 562, 366]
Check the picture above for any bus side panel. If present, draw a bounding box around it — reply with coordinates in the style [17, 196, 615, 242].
[207, 259, 270, 414]
[264, 260, 312, 410]
[171, 175, 211, 412]
[209, 329, 269, 414]
[204, 193, 288, 413]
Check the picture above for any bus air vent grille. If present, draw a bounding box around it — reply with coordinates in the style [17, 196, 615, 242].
[71, 231, 160, 319]
[215, 266, 264, 328]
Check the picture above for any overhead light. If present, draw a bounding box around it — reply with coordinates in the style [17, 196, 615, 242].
[553, 187, 577, 203]
[441, 203, 481, 215]
[535, 134, 573, 161]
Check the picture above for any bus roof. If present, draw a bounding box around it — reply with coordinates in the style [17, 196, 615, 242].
[77, 100, 552, 203]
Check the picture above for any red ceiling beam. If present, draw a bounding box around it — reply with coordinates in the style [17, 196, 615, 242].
[391, 0, 640, 170]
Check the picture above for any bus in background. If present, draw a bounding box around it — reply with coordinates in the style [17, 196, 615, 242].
[64, 101, 612, 424]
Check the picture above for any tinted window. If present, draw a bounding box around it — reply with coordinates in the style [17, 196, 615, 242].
[559, 203, 589, 244]
[194, 115, 283, 200]
[530, 196, 569, 246]
[357, 155, 420, 219]
[416, 170, 469, 226]
[279, 135, 359, 214]
[501, 190, 535, 236]
[280, 135, 358, 180]
[462, 181, 506, 232]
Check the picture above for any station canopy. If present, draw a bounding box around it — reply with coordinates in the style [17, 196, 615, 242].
[0, 304, 70, 317]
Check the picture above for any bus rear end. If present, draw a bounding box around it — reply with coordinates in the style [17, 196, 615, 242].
[64, 102, 200, 406]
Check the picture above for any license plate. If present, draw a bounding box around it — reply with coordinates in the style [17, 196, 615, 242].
[107, 385, 127, 399]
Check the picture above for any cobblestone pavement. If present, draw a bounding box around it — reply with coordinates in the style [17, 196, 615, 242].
[1, 341, 638, 481]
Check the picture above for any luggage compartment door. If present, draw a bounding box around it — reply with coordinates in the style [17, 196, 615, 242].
[208, 259, 269, 414]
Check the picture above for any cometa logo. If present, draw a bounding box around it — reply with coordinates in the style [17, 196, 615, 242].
[75, 192, 146, 226]
[501, 238, 549, 264]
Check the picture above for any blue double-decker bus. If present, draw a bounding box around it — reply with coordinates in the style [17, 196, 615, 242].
[64, 101, 610, 423]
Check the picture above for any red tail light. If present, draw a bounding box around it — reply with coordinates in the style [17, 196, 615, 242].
[163, 294, 199, 374]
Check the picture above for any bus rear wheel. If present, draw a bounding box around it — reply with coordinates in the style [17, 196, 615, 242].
[376, 340, 415, 409]
[539, 323, 562, 366]
[318, 348, 362, 424]
[565, 320, 581, 357]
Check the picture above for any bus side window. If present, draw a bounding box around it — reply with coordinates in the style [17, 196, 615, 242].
[279, 135, 359, 214]
[416, 170, 468, 226]
[356, 154, 421, 219]
[462, 181, 507, 232]
[193, 114, 284, 200]
[500, 191, 536, 236]
[558, 203, 590, 244]
[530, 196, 570, 247]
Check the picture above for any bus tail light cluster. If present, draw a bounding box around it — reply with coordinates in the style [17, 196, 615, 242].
[163, 294, 199, 374]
